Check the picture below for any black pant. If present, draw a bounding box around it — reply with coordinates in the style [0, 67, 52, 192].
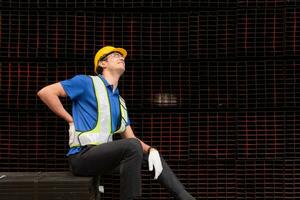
[68, 138, 195, 200]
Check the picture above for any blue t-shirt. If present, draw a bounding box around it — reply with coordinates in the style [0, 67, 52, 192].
[60, 74, 130, 156]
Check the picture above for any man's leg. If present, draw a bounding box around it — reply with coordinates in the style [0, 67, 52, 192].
[143, 154, 196, 200]
[69, 138, 143, 200]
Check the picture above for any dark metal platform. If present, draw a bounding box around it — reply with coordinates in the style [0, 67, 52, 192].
[0, 172, 96, 200]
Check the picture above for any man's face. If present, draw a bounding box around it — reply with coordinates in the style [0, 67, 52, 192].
[101, 52, 125, 73]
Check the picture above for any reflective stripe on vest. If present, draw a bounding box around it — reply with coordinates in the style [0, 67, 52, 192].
[69, 75, 128, 147]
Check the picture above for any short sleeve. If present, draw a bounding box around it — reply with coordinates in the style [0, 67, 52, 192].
[60, 75, 89, 100]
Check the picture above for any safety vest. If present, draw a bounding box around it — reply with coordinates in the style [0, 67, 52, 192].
[69, 75, 129, 147]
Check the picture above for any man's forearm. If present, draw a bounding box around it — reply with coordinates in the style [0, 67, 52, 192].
[122, 126, 151, 154]
[37, 86, 73, 123]
[138, 138, 151, 154]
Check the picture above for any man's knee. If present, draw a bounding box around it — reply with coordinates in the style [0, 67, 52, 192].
[124, 138, 143, 158]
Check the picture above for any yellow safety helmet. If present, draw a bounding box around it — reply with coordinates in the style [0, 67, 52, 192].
[94, 46, 127, 73]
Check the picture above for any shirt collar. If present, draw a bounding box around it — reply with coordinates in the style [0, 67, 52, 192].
[98, 74, 119, 95]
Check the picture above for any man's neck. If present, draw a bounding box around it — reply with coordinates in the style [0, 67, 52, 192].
[102, 71, 121, 91]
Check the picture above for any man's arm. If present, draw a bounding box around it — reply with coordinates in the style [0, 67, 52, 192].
[121, 125, 151, 154]
[37, 82, 73, 123]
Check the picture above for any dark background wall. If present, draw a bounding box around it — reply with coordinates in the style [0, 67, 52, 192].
[1, 0, 300, 199]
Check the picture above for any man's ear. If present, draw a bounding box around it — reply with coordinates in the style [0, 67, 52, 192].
[99, 60, 106, 69]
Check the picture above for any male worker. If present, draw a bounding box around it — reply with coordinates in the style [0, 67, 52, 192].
[37, 46, 195, 200]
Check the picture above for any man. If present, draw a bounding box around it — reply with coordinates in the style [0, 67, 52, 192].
[37, 46, 196, 200]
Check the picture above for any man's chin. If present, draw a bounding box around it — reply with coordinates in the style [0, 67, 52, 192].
[120, 64, 126, 72]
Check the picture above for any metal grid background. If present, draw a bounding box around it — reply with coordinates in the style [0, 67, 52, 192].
[1, 0, 300, 199]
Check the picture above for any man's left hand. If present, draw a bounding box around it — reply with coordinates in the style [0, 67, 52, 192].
[148, 148, 163, 179]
